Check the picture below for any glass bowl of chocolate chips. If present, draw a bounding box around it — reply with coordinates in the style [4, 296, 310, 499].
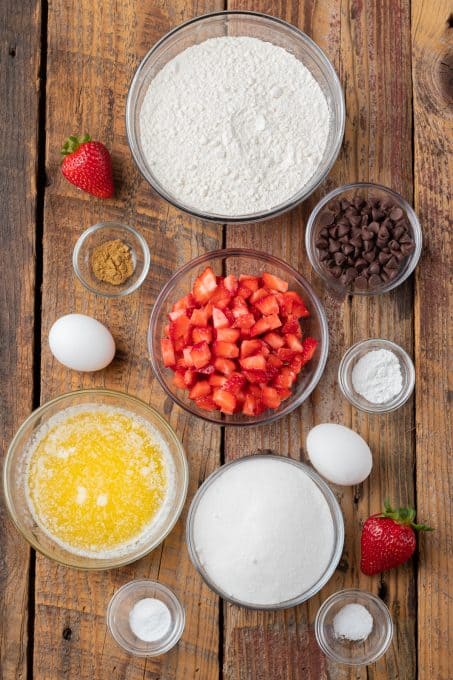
[305, 182, 422, 295]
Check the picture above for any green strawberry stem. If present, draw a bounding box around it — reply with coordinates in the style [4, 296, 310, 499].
[61, 134, 91, 157]
[380, 498, 433, 531]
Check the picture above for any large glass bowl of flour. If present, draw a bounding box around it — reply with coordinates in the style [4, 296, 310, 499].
[186, 454, 344, 610]
[126, 11, 345, 223]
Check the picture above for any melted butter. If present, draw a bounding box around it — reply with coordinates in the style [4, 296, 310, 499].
[26, 408, 168, 554]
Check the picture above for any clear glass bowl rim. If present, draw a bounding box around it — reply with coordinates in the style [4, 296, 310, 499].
[185, 454, 345, 610]
[3, 389, 189, 570]
[72, 221, 151, 298]
[106, 579, 186, 656]
[148, 248, 329, 427]
[125, 9, 345, 224]
[338, 338, 415, 413]
[314, 588, 394, 665]
[305, 181, 423, 296]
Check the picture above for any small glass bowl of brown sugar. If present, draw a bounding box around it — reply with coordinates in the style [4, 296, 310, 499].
[73, 222, 150, 298]
[305, 182, 422, 296]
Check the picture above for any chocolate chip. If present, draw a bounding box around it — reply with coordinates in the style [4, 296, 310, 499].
[381, 272, 389, 282]
[400, 242, 415, 256]
[334, 252, 347, 265]
[329, 225, 339, 238]
[363, 250, 377, 262]
[372, 208, 385, 221]
[368, 221, 380, 234]
[338, 234, 350, 244]
[315, 237, 329, 249]
[361, 228, 374, 241]
[318, 249, 330, 261]
[340, 198, 351, 211]
[390, 206, 404, 221]
[319, 209, 335, 226]
[369, 262, 381, 274]
[360, 214, 369, 227]
[355, 276, 368, 290]
[378, 225, 390, 241]
[320, 227, 330, 238]
[400, 232, 413, 244]
[344, 206, 359, 219]
[331, 266, 342, 278]
[392, 225, 405, 240]
[328, 238, 341, 253]
[350, 215, 362, 228]
[378, 251, 391, 265]
[386, 256, 399, 269]
[369, 274, 383, 287]
[341, 267, 358, 285]
[353, 196, 365, 209]
[331, 200, 342, 215]
[355, 258, 368, 271]
[350, 236, 363, 249]
[387, 268, 399, 280]
[363, 239, 375, 253]
[342, 244, 354, 255]
[338, 223, 350, 237]
[388, 239, 400, 251]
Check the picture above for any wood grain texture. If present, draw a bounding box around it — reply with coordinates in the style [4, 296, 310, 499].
[224, 1, 416, 679]
[0, 1, 42, 678]
[412, 2, 452, 678]
[34, 2, 223, 678]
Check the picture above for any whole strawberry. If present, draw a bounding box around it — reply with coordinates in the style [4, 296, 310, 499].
[360, 500, 432, 575]
[61, 134, 114, 198]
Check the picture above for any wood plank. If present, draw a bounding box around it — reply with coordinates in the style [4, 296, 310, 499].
[224, 1, 415, 679]
[412, 2, 452, 678]
[34, 2, 223, 678]
[0, 1, 42, 677]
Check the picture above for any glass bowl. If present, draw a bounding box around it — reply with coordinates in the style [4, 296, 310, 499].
[126, 10, 345, 223]
[186, 454, 344, 610]
[338, 338, 415, 414]
[315, 589, 393, 665]
[107, 580, 185, 656]
[305, 182, 422, 296]
[73, 222, 151, 297]
[148, 248, 329, 426]
[3, 390, 188, 570]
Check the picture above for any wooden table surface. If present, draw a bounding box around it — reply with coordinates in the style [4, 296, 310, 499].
[1, 1, 451, 678]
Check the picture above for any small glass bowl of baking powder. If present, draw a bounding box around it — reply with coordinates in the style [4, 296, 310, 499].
[338, 338, 415, 414]
[73, 222, 150, 298]
[315, 589, 393, 665]
[107, 580, 185, 656]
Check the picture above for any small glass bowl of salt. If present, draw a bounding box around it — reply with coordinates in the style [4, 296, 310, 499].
[107, 580, 185, 656]
[315, 589, 393, 665]
[338, 338, 415, 414]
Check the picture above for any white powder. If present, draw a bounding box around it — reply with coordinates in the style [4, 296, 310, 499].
[192, 457, 335, 606]
[139, 36, 330, 216]
[333, 603, 373, 641]
[351, 349, 403, 404]
[129, 597, 172, 642]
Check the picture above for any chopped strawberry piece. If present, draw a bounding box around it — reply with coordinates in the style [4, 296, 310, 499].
[192, 326, 213, 344]
[232, 298, 250, 318]
[173, 294, 195, 311]
[276, 387, 292, 401]
[267, 354, 283, 369]
[249, 288, 269, 305]
[209, 373, 227, 387]
[172, 370, 186, 389]
[242, 369, 268, 384]
[184, 369, 197, 387]
[216, 328, 240, 342]
[281, 315, 302, 337]
[240, 327, 252, 338]
[212, 307, 230, 329]
[223, 307, 235, 325]
[214, 358, 236, 375]
[161, 338, 176, 367]
[274, 367, 296, 389]
[190, 341, 212, 369]
[240, 354, 266, 371]
[190, 307, 209, 327]
[285, 334, 304, 353]
[239, 275, 259, 292]
[233, 313, 255, 329]
[302, 337, 318, 362]
[224, 274, 238, 294]
[277, 347, 298, 362]
[168, 308, 187, 321]
[163, 322, 170, 337]
[169, 314, 191, 342]
[261, 386, 282, 409]
[263, 332, 285, 350]
[210, 285, 232, 309]
[213, 341, 240, 358]
[250, 314, 282, 337]
[182, 346, 195, 367]
[223, 372, 247, 393]
[240, 339, 263, 358]
[213, 389, 236, 414]
[282, 291, 310, 318]
[195, 396, 217, 411]
[237, 285, 253, 299]
[192, 266, 218, 303]
[262, 272, 289, 292]
[290, 355, 303, 374]
[242, 394, 256, 416]
[189, 381, 211, 400]
[196, 364, 215, 375]
[255, 294, 279, 316]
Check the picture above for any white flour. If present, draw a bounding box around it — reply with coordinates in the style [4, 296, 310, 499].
[351, 349, 403, 404]
[139, 36, 330, 215]
[192, 457, 335, 605]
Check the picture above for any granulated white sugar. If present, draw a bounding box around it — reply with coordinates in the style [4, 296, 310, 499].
[192, 457, 335, 606]
[139, 36, 330, 216]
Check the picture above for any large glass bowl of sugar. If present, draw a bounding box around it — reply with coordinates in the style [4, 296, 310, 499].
[186, 454, 344, 609]
[126, 11, 344, 224]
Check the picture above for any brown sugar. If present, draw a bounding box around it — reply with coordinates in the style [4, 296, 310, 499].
[90, 239, 134, 286]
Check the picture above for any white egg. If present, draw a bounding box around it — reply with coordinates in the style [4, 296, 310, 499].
[49, 314, 115, 372]
[306, 423, 372, 486]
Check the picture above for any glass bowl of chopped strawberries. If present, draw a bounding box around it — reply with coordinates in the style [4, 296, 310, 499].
[148, 249, 328, 426]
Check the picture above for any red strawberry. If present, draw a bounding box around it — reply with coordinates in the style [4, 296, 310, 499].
[360, 500, 432, 575]
[61, 134, 114, 198]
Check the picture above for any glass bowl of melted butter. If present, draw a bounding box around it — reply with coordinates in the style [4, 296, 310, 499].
[3, 390, 188, 569]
